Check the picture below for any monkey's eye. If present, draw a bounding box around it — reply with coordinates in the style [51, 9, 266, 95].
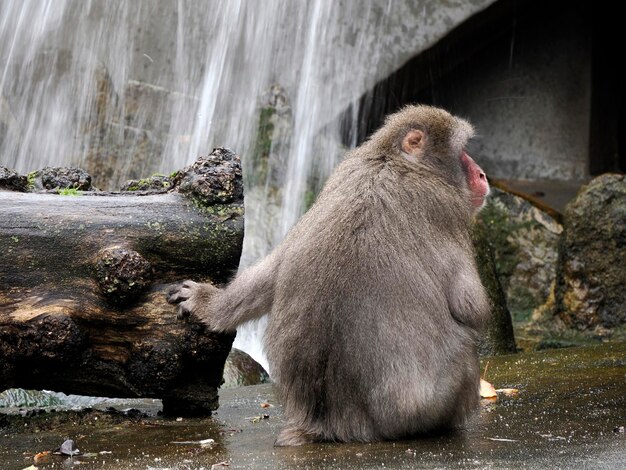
[465, 139, 481, 157]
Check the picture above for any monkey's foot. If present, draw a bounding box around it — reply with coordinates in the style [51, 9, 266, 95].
[274, 426, 320, 447]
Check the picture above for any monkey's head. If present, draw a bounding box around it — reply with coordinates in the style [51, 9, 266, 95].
[369, 105, 490, 212]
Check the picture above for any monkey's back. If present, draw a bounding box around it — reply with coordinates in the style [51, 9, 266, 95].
[265, 154, 482, 442]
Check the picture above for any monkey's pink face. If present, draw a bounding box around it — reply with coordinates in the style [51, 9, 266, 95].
[460, 152, 489, 210]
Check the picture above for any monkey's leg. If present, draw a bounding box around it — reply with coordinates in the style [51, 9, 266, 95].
[167, 252, 278, 332]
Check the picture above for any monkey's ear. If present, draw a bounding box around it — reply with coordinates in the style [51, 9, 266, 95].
[401, 129, 425, 158]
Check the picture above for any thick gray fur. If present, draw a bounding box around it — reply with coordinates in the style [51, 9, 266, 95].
[168, 105, 490, 446]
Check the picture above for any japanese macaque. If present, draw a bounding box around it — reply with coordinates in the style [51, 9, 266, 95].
[168, 105, 491, 446]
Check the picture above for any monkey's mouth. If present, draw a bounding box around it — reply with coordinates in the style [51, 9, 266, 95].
[471, 187, 490, 210]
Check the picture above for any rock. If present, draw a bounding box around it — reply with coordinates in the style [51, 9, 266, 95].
[173, 147, 243, 206]
[476, 187, 562, 322]
[120, 174, 173, 192]
[28, 166, 94, 191]
[554, 174, 626, 329]
[222, 349, 270, 388]
[0, 167, 27, 192]
[473, 220, 517, 355]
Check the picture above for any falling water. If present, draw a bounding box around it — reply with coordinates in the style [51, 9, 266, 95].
[0, 0, 492, 371]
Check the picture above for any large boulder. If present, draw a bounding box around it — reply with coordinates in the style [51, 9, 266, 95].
[554, 174, 626, 329]
[222, 349, 270, 388]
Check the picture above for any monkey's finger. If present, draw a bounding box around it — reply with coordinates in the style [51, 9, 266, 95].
[166, 288, 184, 304]
[166, 284, 181, 299]
[181, 280, 199, 289]
[176, 301, 193, 320]
[166, 280, 197, 304]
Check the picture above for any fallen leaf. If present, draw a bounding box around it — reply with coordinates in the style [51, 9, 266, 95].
[480, 379, 497, 399]
[218, 428, 242, 435]
[34, 450, 52, 464]
[248, 414, 270, 423]
[260, 402, 271, 408]
[211, 461, 230, 469]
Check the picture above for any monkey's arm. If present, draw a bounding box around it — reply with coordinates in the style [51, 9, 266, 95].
[447, 265, 490, 331]
[167, 252, 279, 332]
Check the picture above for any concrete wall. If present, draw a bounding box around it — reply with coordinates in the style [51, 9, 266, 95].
[359, 0, 592, 182]
[446, 1, 591, 181]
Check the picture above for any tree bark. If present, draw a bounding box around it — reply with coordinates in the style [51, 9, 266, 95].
[0, 187, 243, 415]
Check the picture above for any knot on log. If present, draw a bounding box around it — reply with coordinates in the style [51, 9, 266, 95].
[95, 247, 152, 304]
[174, 147, 243, 205]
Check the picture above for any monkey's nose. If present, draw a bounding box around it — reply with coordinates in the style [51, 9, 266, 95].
[479, 172, 486, 181]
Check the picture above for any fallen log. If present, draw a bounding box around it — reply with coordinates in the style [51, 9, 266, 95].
[0, 148, 243, 415]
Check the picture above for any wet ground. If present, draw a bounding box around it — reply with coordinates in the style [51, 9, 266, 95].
[1, 342, 625, 469]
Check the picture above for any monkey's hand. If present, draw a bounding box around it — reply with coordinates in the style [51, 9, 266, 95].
[166, 280, 219, 322]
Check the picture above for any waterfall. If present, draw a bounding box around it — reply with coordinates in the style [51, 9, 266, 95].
[0, 0, 492, 372]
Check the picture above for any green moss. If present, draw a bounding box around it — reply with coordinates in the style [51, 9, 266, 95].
[248, 107, 276, 188]
[134, 178, 152, 190]
[124, 175, 171, 192]
[146, 220, 165, 232]
[169, 170, 179, 179]
[189, 196, 245, 217]
[508, 285, 539, 318]
[304, 190, 317, 211]
[477, 202, 527, 290]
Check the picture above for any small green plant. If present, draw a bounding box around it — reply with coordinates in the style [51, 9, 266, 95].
[27, 171, 37, 190]
[58, 187, 81, 196]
